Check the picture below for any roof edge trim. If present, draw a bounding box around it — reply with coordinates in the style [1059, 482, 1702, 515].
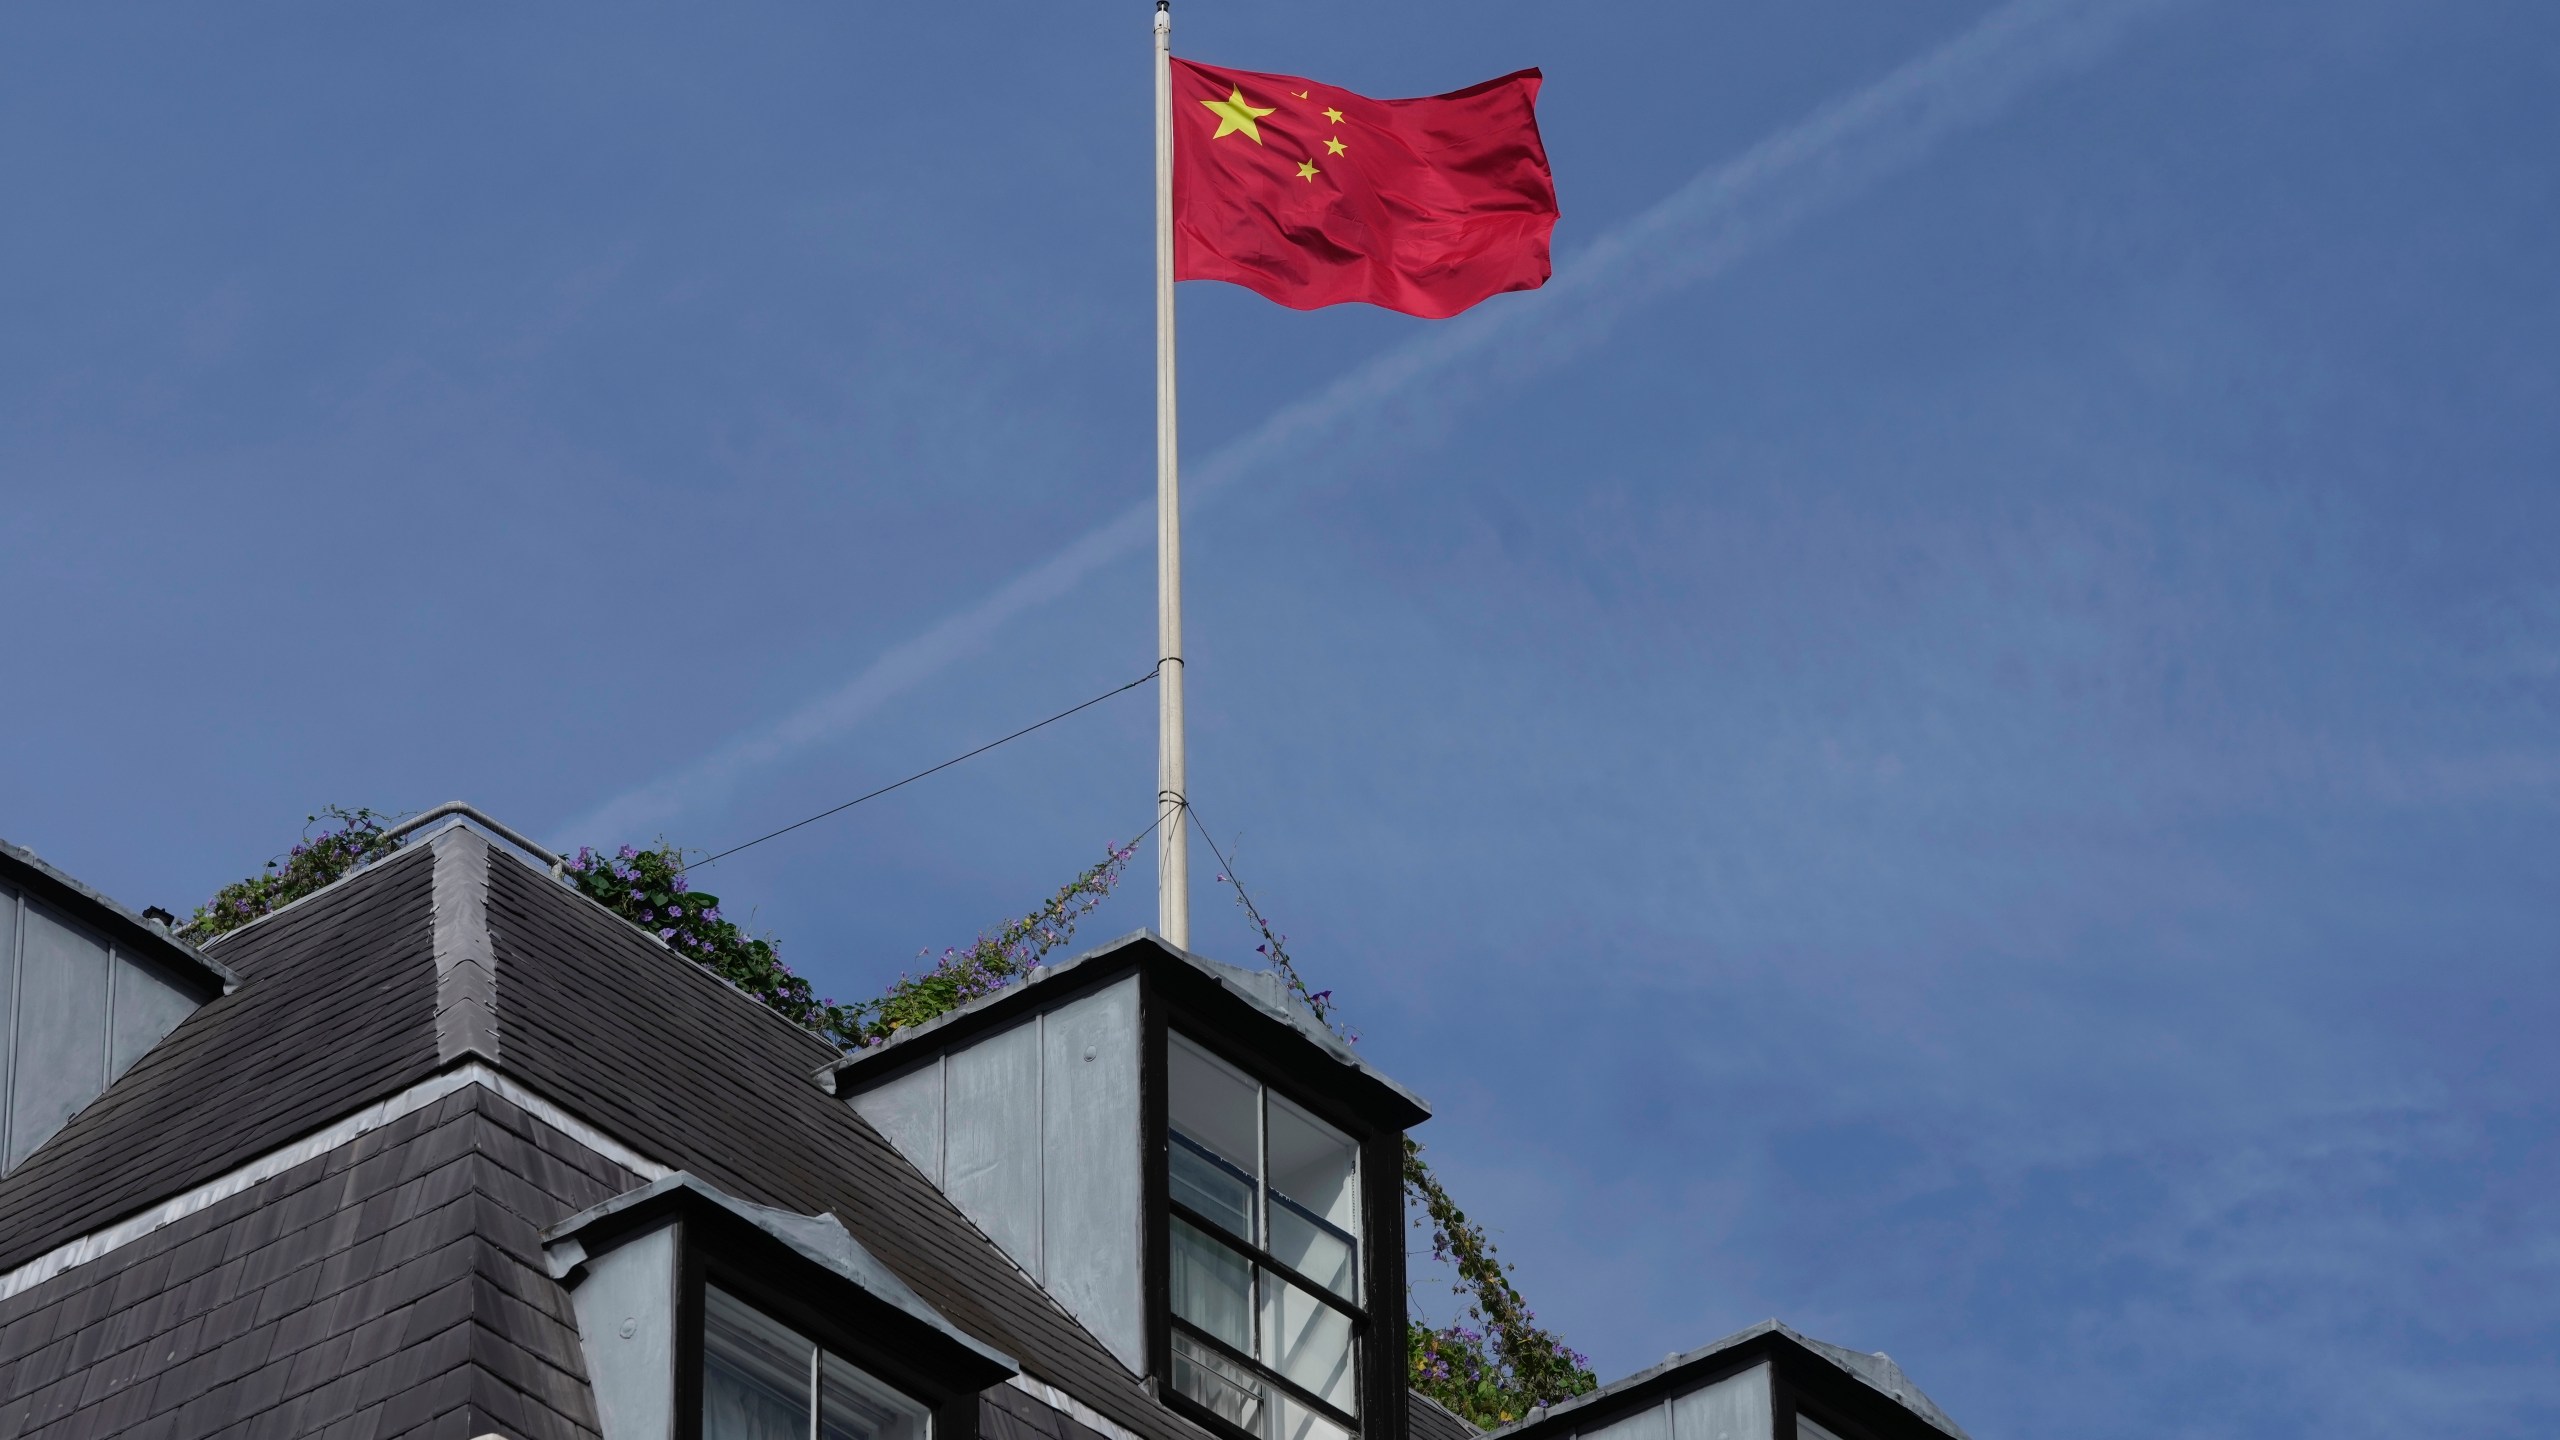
[0, 836, 237, 995]
[826, 929, 1429, 1121]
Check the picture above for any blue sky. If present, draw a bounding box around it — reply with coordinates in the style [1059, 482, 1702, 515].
[5, 1, 2555, 1435]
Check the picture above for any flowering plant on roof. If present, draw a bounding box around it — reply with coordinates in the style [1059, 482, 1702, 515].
[1404, 1134, 1597, 1425]
[181, 806, 403, 942]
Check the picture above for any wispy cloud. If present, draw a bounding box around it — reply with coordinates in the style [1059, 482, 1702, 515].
[554, 0, 2181, 847]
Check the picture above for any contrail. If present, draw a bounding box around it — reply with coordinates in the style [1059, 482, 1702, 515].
[555, 0, 2178, 846]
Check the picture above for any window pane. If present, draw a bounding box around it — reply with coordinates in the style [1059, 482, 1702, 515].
[1172, 1133, 1256, 1242]
[1174, 1330, 1270, 1439]
[1169, 1034, 1261, 1180]
[1274, 1393, 1354, 1440]
[1259, 1272, 1357, 1416]
[1172, 1219, 1255, 1353]
[1267, 1196, 1356, 1301]
[820, 1352, 931, 1440]
[1264, 1095, 1357, 1236]
[705, 1286, 814, 1440]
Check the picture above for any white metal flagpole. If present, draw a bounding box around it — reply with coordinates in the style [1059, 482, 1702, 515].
[1153, 0, 1191, 949]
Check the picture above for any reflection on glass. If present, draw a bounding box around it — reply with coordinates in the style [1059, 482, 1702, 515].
[1172, 1219, 1256, 1353]
[820, 1352, 930, 1440]
[1274, 1393, 1354, 1440]
[1264, 1095, 1358, 1235]
[1172, 1132, 1257, 1242]
[1267, 1195, 1356, 1300]
[1260, 1273, 1357, 1415]
[1174, 1330, 1270, 1439]
[706, 1286, 815, 1440]
[1169, 1034, 1261, 1175]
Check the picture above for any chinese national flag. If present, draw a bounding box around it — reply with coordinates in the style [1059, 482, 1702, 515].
[1172, 58, 1557, 319]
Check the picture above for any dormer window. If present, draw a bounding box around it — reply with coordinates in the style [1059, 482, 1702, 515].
[1166, 1033, 1363, 1440]
[830, 937, 1429, 1440]
[544, 1172, 1013, 1440]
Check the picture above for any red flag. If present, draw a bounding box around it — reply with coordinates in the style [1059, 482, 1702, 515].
[1172, 58, 1557, 319]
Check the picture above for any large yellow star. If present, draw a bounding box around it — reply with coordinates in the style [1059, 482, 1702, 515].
[1296, 159, 1320, 182]
[1201, 87, 1276, 144]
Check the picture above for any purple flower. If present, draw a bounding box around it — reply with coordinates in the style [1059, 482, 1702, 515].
[667, 906, 683, 918]
[660, 927, 676, 940]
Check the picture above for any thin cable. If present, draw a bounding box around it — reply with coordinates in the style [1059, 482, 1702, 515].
[684, 666, 1160, 872]
[1184, 804, 1285, 964]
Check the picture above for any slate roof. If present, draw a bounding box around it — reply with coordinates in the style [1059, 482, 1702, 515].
[0, 1082, 637, 1440]
[1407, 1392, 1482, 1440]
[0, 843, 446, 1276]
[0, 821, 1226, 1440]
[479, 836, 1218, 1440]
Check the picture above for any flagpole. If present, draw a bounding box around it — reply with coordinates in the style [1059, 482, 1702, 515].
[1153, 0, 1191, 949]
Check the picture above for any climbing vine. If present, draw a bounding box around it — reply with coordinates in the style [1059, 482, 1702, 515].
[180, 806, 403, 942]
[560, 836, 1137, 1051]
[1209, 865, 1594, 1426]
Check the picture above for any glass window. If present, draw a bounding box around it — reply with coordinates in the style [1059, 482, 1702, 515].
[822, 1353, 928, 1440]
[1274, 1394, 1355, 1440]
[1172, 1132, 1257, 1243]
[1174, 1331, 1271, 1437]
[1265, 1095, 1358, 1233]
[1165, 1033, 1364, 1438]
[705, 1287, 815, 1440]
[1260, 1273, 1356, 1414]
[1169, 1034, 1261, 1173]
[704, 1286, 934, 1440]
[1172, 1218, 1256, 1353]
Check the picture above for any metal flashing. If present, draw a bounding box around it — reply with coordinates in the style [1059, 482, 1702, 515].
[544, 1169, 1018, 1373]
[0, 834, 236, 995]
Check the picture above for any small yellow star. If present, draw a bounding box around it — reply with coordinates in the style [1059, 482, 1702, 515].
[1296, 159, 1320, 182]
[1292, 89, 1310, 99]
[1201, 87, 1277, 144]
[1322, 106, 1345, 125]
[1323, 136, 1347, 156]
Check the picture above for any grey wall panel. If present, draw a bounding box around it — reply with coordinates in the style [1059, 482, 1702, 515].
[1669, 1362, 1774, 1440]
[946, 1019, 1045, 1277]
[852, 1056, 947, 1187]
[1040, 975, 1144, 1373]
[1, 890, 19, 1151]
[571, 1221, 681, 1440]
[1794, 1418, 1843, 1440]
[1582, 1400, 1671, 1440]
[108, 953, 196, 1081]
[7, 903, 110, 1170]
